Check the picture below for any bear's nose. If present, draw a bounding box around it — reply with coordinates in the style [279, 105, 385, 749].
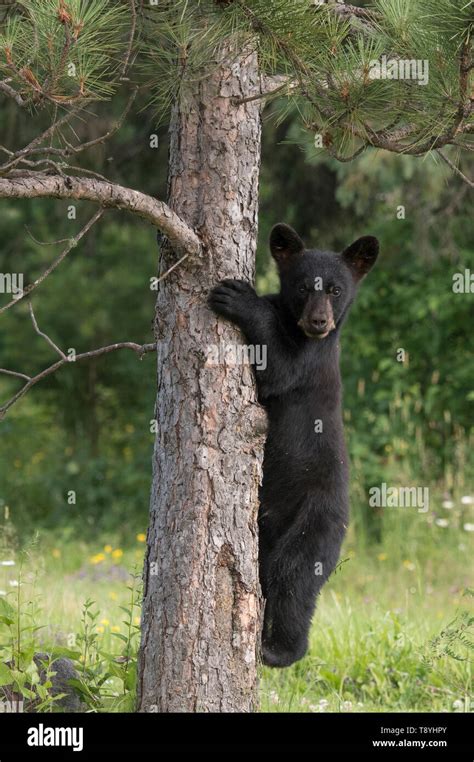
[311, 316, 328, 331]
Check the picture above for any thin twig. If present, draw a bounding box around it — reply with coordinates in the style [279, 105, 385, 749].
[0, 340, 156, 420]
[155, 252, 190, 284]
[233, 80, 296, 106]
[0, 369, 31, 382]
[0, 104, 87, 173]
[0, 210, 104, 314]
[0, 88, 137, 180]
[437, 150, 474, 189]
[59, 165, 111, 183]
[24, 228, 74, 247]
[28, 300, 67, 359]
[121, 0, 138, 78]
[60, 88, 138, 156]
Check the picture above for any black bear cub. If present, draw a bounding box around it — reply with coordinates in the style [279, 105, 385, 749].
[209, 224, 379, 668]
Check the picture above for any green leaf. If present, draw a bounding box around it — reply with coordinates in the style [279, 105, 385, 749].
[111, 632, 128, 644]
[0, 598, 15, 618]
[124, 668, 136, 692]
[0, 662, 13, 686]
[50, 647, 82, 661]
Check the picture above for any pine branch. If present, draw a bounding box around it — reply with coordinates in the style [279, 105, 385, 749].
[214, 0, 474, 160]
[0, 0, 131, 105]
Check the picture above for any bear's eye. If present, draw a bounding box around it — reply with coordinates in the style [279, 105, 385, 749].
[298, 285, 307, 295]
[329, 286, 342, 297]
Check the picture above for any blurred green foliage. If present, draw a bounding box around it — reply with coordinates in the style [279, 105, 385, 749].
[0, 94, 164, 536]
[0, 95, 472, 545]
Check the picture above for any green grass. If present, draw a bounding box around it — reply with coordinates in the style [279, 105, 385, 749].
[261, 557, 472, 713]
[261, 492, 473, 713]
[0, 498, 472, 713]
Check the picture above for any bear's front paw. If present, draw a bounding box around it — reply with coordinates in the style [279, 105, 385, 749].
[208, 279, 258, 322]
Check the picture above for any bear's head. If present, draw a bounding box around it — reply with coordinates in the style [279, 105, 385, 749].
[270, 223, 379, 340]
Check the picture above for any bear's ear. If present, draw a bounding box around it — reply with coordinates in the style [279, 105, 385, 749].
[270, 223, 304, 267]
[342, 236, 379, 280]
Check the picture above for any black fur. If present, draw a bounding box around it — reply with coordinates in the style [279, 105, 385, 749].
[209, 223, 379, 668]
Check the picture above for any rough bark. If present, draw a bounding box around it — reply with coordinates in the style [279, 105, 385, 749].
[137, 48, 264, 712]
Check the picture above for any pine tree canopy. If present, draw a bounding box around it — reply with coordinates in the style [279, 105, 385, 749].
[0, 0, 472, 159]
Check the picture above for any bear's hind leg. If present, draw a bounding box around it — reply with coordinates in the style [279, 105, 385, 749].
[260, 498, 346, 668]
[261, 558, 316, 668]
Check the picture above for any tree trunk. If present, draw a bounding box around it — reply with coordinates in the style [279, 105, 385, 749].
[137, 49, 264, 712]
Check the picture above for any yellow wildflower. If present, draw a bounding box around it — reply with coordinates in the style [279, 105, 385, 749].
[90, 553, 105, 565]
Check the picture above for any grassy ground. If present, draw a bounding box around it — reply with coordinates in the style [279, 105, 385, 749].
[261, 496, 473, 713]
[0, 496, 472, 713]
[261, 554, 472, 713]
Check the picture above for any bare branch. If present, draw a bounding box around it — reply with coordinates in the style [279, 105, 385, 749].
[0, 78, 27, 107]
[0, 67, 136, 180]
[0, 340, 157, 420]
[233, 79, 296, 106]
[121, 0, 138, 77]
[0, 104, 88, 173]
[24, 229, 76, 246]
[28, 300, 67, 359]
[155, 252, 190, 284]
[0, 369, 31, 382]
[0, 174, 202, 256]
[0, 210, 105, 315]
[53, 88, 138, 158]
[64, 165, 111, 182]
